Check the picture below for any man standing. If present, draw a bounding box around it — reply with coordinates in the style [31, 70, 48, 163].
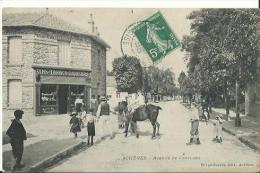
[75, 96, 84, 114]
[96, 96, 113, 139]
[124, 92, 145, 136]
[186, 105, 201, 145]
[6, 110, 27, 170]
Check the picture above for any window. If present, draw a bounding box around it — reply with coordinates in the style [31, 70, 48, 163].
[8, 36, 22, 64]
[40, 84, 57, 114]
[8, 80, 22, 108]
[97, 49, 101, 71]
[58, 41, 70, 66]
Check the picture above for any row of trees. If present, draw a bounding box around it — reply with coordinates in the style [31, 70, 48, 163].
[181, 9, 260, 116]
[112, 56, 177, 98]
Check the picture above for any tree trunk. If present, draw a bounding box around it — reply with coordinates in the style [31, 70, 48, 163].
[224, 86, 230, 116]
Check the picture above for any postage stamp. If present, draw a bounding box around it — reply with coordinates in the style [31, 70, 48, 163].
[132, 11, 181, 63]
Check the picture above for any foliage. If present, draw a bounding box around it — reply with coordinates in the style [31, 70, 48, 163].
[112, 56, 143, 94]
[181, 9, 260, 105]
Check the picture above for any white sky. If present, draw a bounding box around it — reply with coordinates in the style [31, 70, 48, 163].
[3, 8, 196, 77]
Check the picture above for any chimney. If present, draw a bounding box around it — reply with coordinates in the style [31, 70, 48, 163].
[88, 13, 95, 33]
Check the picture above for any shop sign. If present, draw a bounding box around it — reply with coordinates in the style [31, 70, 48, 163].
[35, 68, 90, 78]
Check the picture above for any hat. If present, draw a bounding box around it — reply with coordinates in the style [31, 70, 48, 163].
[100, 96, 107, 101]
[14, 110, 24, 117]
[216, 114, 223, 119]
[70, 112, 77, 116]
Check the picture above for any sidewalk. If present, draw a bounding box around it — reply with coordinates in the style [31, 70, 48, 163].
[2, 113, 119, 172]
[212, 109, 260, 153]
[210, 107, 260, 152]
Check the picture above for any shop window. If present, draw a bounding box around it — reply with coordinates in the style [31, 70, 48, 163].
[58, 40, 71, 66]
[70, 85, 84, 110]
[40, 85, 57, 114]
[8, 79, 22, 108]
[8, 36, 22, 64]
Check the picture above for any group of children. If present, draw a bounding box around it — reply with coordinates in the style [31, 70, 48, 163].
[187, 104, 224, 145]
[69, 107, 96, 145]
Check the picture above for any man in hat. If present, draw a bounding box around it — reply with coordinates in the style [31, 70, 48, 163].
[6, 110, 27, 170]
[96, 96, 113, 139]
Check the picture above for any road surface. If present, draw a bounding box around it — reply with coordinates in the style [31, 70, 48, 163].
[49, 101, 259, 172]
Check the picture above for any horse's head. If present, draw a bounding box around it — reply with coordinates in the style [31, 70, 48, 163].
[146, 104, 162, 115]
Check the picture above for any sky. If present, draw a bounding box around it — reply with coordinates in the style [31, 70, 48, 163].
[3, 8, 196, 78]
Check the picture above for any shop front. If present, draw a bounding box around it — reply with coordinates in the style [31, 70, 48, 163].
[33, 65, 91, 115]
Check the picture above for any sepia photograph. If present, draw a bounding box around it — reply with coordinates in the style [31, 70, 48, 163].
[1, 7, 260, 172]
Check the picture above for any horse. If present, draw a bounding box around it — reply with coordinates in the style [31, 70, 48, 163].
[124, 103, 162, 139]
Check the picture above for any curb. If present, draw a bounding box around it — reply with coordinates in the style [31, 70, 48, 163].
[222, 124, 260, 152]
[23, 141, 87, 172]
[219, 117, 260, 153]
[21, 134, 114, 172]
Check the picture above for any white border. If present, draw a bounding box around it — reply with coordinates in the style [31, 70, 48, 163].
[0, 0, 259, 8]
[0, 0, 259, 171]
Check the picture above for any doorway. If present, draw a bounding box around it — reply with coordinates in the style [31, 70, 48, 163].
[58, 85, 68, 114]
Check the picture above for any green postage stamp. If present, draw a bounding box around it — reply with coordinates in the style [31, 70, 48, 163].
[133, 11, 180, 63]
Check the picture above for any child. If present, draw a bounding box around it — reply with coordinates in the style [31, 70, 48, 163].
[212, 114, 224, 143]
[186, 105, 201, 145]
[70, 112, 81, 138]
[86, 108, 96, 145]
[80, 106, 87, 128]
[6, 110, 27, 170]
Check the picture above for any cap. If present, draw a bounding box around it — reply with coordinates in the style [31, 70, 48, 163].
[14, 110, 24, 117]
[70, 112, 77, 116]
[100, 96, 107, 101]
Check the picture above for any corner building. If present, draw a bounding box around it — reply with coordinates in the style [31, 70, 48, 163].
[2, 12, 110, 117]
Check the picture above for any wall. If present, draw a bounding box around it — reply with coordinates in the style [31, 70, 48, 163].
[2, 28, 35, 125]
[91, 42, 107, 97]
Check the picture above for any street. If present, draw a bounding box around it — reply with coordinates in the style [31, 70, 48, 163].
[49, 101, 259, 172]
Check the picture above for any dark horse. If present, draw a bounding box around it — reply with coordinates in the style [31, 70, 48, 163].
[122, 102, 162, 139]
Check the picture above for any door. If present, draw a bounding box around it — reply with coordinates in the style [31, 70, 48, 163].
[59, 85, 68, 114]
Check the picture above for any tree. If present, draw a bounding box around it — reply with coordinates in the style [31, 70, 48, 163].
[182, 9, 260, 115]
[112, 56, 143, 94]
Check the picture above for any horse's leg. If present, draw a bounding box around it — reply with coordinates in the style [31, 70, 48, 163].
[156, 121, 160, 136]
[124, 118, 129, 137]
[151, 122, 156, 139]
[132, 121, 139, 138]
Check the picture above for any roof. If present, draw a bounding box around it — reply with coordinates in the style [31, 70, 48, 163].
[106, 76, 117, 87]
[2, 12, 110, 48]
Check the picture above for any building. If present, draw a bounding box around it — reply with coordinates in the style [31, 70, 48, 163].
[245, 24, 260, 118]
[106, 75, 128, 108]
[2, 11, 110, 117]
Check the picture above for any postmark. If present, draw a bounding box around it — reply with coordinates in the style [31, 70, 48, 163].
[121, 11, 180, 65]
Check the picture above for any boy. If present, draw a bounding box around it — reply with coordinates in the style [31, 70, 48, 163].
[186, 105, 201, 145]
[86, 108, 96, 145]
[212, 114, 224, 143]
[6, 110, 27, 170]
